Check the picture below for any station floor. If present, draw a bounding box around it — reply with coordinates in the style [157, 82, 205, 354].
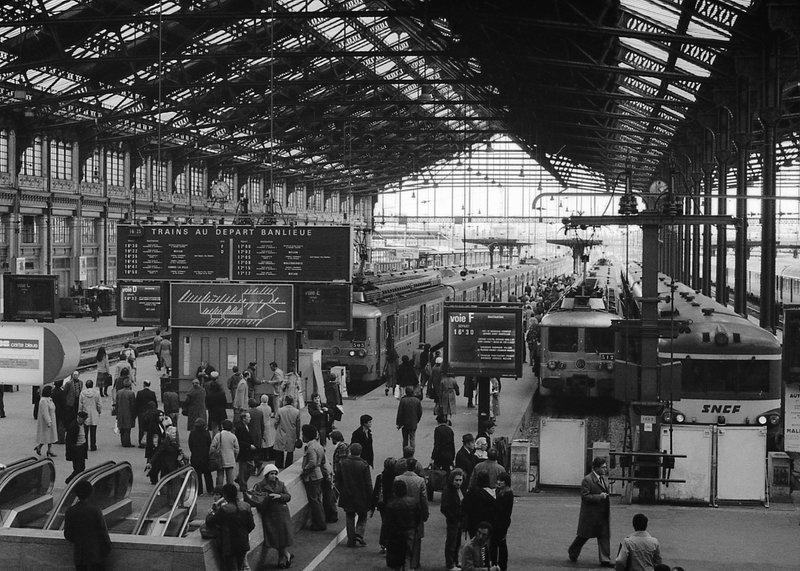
[1, 319, 799, 570]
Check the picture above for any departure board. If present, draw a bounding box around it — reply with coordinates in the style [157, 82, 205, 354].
[443, 304, 523, 377]
[118, 224, 352, 282]
[117, 282, 163, 326]
[296, 284, 352, 329]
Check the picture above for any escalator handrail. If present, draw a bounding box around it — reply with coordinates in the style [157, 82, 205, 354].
[159, 468, 197, 538]
[132, 465, 197, 536]
[42, 460, 117, 530]
[0, 457, 40, 488]
[0, 458, 56, 525]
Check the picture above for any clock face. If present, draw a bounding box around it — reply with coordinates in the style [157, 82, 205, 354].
[210, 180, 230, 199]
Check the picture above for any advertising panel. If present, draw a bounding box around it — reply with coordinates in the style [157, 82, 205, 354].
[118, 224, 352, 282]
[171, 282, 294, 330]
[443, 304, 523, 377]
[0, 323, 44, 385]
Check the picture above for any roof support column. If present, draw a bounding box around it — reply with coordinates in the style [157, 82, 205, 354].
[732, 74, 752, 316]
[700, 129, 715, 297]
[715, 108, 732, 305]
[758, 32, 781, 332]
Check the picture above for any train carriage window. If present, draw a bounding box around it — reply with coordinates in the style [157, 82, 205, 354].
[307, 330, 334, 341]
[681, 360, 770, 394]
[586, 328, 614, 354]
[342, 318, 367, 341]
[548, 327, 579, 352]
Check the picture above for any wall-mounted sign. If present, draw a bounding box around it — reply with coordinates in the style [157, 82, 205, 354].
[3, 274, 58, 322]
[118, 224, 352, 282]
[0, 323, 44, 385]
[443, 304, 523, 377]
[117, 282, 163, 326]
[296, 284, 352, 330]
[171, 282, 294, 330]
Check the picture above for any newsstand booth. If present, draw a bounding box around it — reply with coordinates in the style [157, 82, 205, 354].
[164, 282, 295, 403]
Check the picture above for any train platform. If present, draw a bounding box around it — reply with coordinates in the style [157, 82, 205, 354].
[1, 348, 799, 569]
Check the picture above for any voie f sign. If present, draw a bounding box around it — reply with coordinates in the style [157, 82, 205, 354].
[443, 305, 523, 378]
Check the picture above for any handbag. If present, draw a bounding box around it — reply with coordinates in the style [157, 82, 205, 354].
[426, 463, 447, 492]
[111, 403, 117, 416]
[208, 450, 221, 472]
[294, 438, 303, 449]
[393, 385, 402, 399]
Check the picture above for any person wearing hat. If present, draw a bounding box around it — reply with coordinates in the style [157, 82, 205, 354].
[455, 433, 478, 493]
[189, 417, 214, 495]
[244, 464, 294, 568]
[350, 414, 374, 468]
[429, 357, 444, 405]
[65, 411, 89, 484]
[183, 377, 207, 432]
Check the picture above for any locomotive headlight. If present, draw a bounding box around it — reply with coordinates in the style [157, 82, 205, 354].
[358, 349, 367, 358]
[576, 359, 586, 369]
[558, 361, 567, 370]
[714, 331, 729, 346]
[769, 413, 780, 426]
[757, 415, 768, 425]
[348, 350, 356, 357]
[605, 362, 614, 372]
[547, 360, 557, 371]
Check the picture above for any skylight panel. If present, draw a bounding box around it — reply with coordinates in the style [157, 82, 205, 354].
[620, 37, 669, 63]
[673, 55, 711, 78]
[666, 83, 695, 101]
[43, 0, 79, 14]
[622, 0, 681, 32]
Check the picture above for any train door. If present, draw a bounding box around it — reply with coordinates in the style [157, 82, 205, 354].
[418, 304, 427, 345]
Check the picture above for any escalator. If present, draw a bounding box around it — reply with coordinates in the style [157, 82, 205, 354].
[43, 461, 133, 531]
[0, 457, 56, 528]
[132, 465, 198, 537]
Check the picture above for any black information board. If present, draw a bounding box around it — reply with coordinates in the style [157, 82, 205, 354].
[118, 224, 352, 282]
[117, 282, 163, 326]
[296, 284, 352, 330]
[171, 282, 294, 330]
[443, 304, 523, 377]
[3, 274, 58, 322]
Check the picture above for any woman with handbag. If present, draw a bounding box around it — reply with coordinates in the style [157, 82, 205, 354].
[146, 426, 182, 483]
[244, 464, 294, 568]
[210, 419, 240, 490]
[189, 418, 214, 495]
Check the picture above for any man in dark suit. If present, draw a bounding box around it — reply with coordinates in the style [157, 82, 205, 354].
[455, 433, 478, 493]
[247, 398, 264, 469]
[335, 442, 373, 547]
[134, 380, 158, 448]
[568, 456, 613, 567]
[350, 414, 374, 468]
[395, 386, 423, 451]
[431, 414, 456, 471]
[64, 480, 112, 570]
[234, 411, 256, 489]
[65, 411, 89, 484]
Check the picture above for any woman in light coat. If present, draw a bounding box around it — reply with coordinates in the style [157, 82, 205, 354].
[257, 395, 276, 456]
[439, 373, 459, 423]
[35, 384, 58, 457]
[210, 419, 239, 489]
[79, 379, 102, 451]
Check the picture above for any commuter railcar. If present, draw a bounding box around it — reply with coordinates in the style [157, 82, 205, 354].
[301, 257, 570, 388]
[649, 274, 781, 430]
[537, 263, 624, 397]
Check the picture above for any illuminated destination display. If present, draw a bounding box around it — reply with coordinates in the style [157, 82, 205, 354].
[443, 305, 523, 377]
